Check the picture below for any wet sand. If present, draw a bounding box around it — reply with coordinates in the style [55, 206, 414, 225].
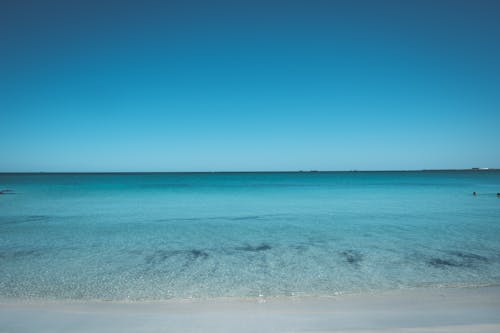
[1, 286, 499, 332]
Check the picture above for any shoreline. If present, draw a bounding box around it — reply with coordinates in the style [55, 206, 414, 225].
[1, 286, 500, 332]
[2, 282, 500, 304]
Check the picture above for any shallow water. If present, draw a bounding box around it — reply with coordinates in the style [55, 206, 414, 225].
[1, 171, 500, 300]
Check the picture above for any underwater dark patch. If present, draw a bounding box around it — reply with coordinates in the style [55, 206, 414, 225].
[0, 249, 42, 260]
[229, 215, 262, 221]
[428, 258, 463, 268]
[428, 250, 490, 269]
[145, 250, 173, 264]
[26, 215, 51, 222]
[447, 251, 488, 262]
[189, 249, 209, 259]
[237, 243, 272, 252]
[145, 249, 209, 265]
[340, 250, 363, 265]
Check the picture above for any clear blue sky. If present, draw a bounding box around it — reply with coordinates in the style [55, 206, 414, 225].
[1, 0, 499, 172]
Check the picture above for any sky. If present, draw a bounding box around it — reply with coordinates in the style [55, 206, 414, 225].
[1, 0, 499, 172]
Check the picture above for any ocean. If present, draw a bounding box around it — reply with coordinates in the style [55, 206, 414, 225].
[1, 171, 499, 300]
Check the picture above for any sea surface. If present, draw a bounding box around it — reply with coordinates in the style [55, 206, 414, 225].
[1, 171, 500, 300]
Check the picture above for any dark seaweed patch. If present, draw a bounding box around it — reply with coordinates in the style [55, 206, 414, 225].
[340, 250, 363, 265]
[0, 249, 42, 260]
[229, 215, 262, 221]
[189, 249, 209, 259]
[447, 251, 488, 262]
[145, 250, 172, 264]
[237, 243, 272, 252]
[25, 215, 50, 222]
[145, 249, 209, 265]
[428, 258, 462, 268]
[428, 251, 488, 268]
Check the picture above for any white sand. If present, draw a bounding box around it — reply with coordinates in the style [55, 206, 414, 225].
[1, 286, 499, 333]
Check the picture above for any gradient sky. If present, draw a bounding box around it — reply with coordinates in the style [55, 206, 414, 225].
[1, 0, 499, 171]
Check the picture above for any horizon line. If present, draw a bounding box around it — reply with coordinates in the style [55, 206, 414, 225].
[0, 168, 498, 174]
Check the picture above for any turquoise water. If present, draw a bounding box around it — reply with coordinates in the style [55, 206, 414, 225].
[1, 171, 500, 300]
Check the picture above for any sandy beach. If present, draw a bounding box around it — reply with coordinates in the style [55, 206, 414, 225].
[1, 286, 499, 333]
[3, 0, 500, 330]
